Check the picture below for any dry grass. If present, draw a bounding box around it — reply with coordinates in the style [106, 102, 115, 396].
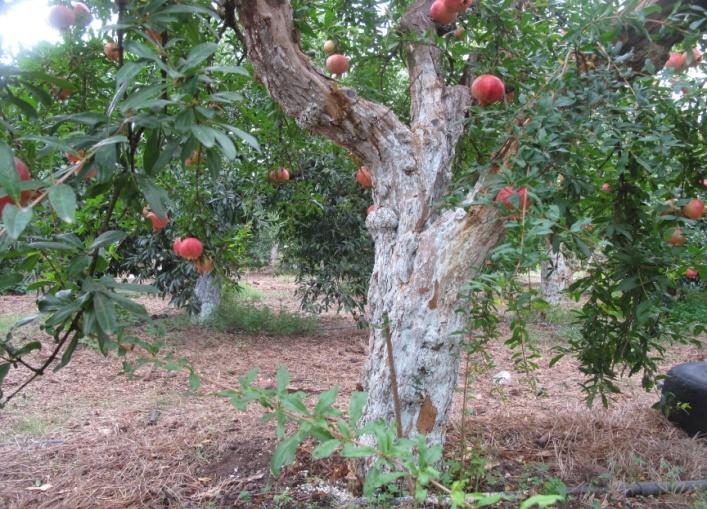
[0, 273, 705, 508]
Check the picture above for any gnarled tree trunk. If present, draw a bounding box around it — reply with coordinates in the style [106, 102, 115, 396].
[540, 238, 573, 306]
[233, 0, 700, 466]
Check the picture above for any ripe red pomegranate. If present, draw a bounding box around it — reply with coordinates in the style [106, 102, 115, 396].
[173, 238, 184, 256]
[325, 54, 349, 75]
[49, 5, 75, 31]
[471, 75, 505, 106]
[146, 212, 169, 232]
[356, 166, 372, 188]
[668, 228, 686, 247]
[323, 40, 336, 54]
[367, 205, 376, 215]
[0, 158, 33, 214]
[179, 237, 203, 260]
[277, 167, 290, 182]
[429, 1, 457, 24]
[664, 52, 687, 72]
[57, 88, 72, 100]
[601, 183, 610, 192]
[104, 41, 120, 62]
[685, 267, 699, 280]
[495, 186, 530, 212]
[682, 198, 704, 220]
[72, 2, 91, 26]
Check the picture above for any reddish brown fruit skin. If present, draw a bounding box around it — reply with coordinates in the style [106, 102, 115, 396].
[471, 75, 505, 106]
[173, 238, 184, 256]
[325, 54, 349, 75]
[179, 237, 203, 260]
[443, 0, 467, 12]
[601, 183, 610, 192]
[49, 5, 75, 31]
[682, 198, 704, 220]
[356, 166, 373, 188]
[0, 158, 33, 214]
[495, 186, 530, 212]
[685, 267, 699, 279]
[72, 2, 91, 26]
[668, 228, 686, 247]
[57, 89, 72, 100]
[664, 52, 688, 72]
[146, 212, 169, 232]
[367, 205, 376, 215]
[103, 42, 120, 62]
[277, 167, 290, 182]
[429, 1, 457, 24]
[453, 27, 465, 39]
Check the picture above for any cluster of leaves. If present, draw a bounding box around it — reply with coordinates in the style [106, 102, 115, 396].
[0, 0, 260, 404]
[452, 0, 705, 401]
[218, 366, 565, 509]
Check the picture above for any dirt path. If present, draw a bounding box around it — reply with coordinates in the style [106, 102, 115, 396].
[0, 274, 704, 508]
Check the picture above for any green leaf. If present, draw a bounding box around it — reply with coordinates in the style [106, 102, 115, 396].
[143, 129, 162, 172]
[6, 93, 37, 118]
[314, 387, 338, 415]
[174, 108, 196, 133]
[124, 41, 161, 63]
[0, 273, 23, 291]
[54, 336, 79, 372]
[91, 135, 128, 150]
[228, 126, 260, 152]
[276, 365, 290, 393]
[189, 372, 201, 391]
[48, 184, 77, 224]
[348, 391, 368, 426]
[519, 494, 565, 509]
[341, 443, 377, 458]
[93, 292, 117, 334]
[138, 178, 170, 218]
[213, 130, 236, 159]
[181, 42, 218, 70]
[312, 439, 340, 459]
[0, 363, 11, 385]
[115, 62, 147, 89]
[206, 65, 250, 76]
[0, 141, 21, 202]
[120, 84, 167, 113]
[271, 433, 303, 475]
[90, 230, 127, 250]
[2, 205, 33, 239]
[191, 125, 217, 148]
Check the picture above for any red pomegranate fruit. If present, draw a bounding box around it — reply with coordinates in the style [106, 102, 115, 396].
[179, 237, 204, 260]
[471, 74, 505, 106]
[325, 54, 349, 75]
[356, 166, 373, 188]
[0, 158, 32, 214]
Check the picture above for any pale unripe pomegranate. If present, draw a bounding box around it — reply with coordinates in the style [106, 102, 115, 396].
[0, 158, 32, 214]
[682, 198, 704, 220]
[471, 74, 505, 106]
[179, 237, 204, 260]
[430, 0, 457, 24]
[326, 54, 349, 75]
[103, 41, 120, 62]
[323, 40, 336, 54]
[49, 5, 75, 31]
[356, 166, 372, 188]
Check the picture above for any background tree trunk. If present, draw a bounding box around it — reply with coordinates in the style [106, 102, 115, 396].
[540, 238, 573, 306]
[193, 272, 221, 323]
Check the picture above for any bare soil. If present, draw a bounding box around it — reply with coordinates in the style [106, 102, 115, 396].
[0, 273, 704, 509]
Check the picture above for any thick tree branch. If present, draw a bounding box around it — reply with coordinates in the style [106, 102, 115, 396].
[234, 0, 411, 169]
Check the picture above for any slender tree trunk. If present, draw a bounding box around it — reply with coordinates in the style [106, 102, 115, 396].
[540, 238, 572, 306]
[194, 272, 221, 323]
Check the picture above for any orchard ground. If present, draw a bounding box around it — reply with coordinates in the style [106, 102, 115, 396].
[0, 273, 704, 509]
